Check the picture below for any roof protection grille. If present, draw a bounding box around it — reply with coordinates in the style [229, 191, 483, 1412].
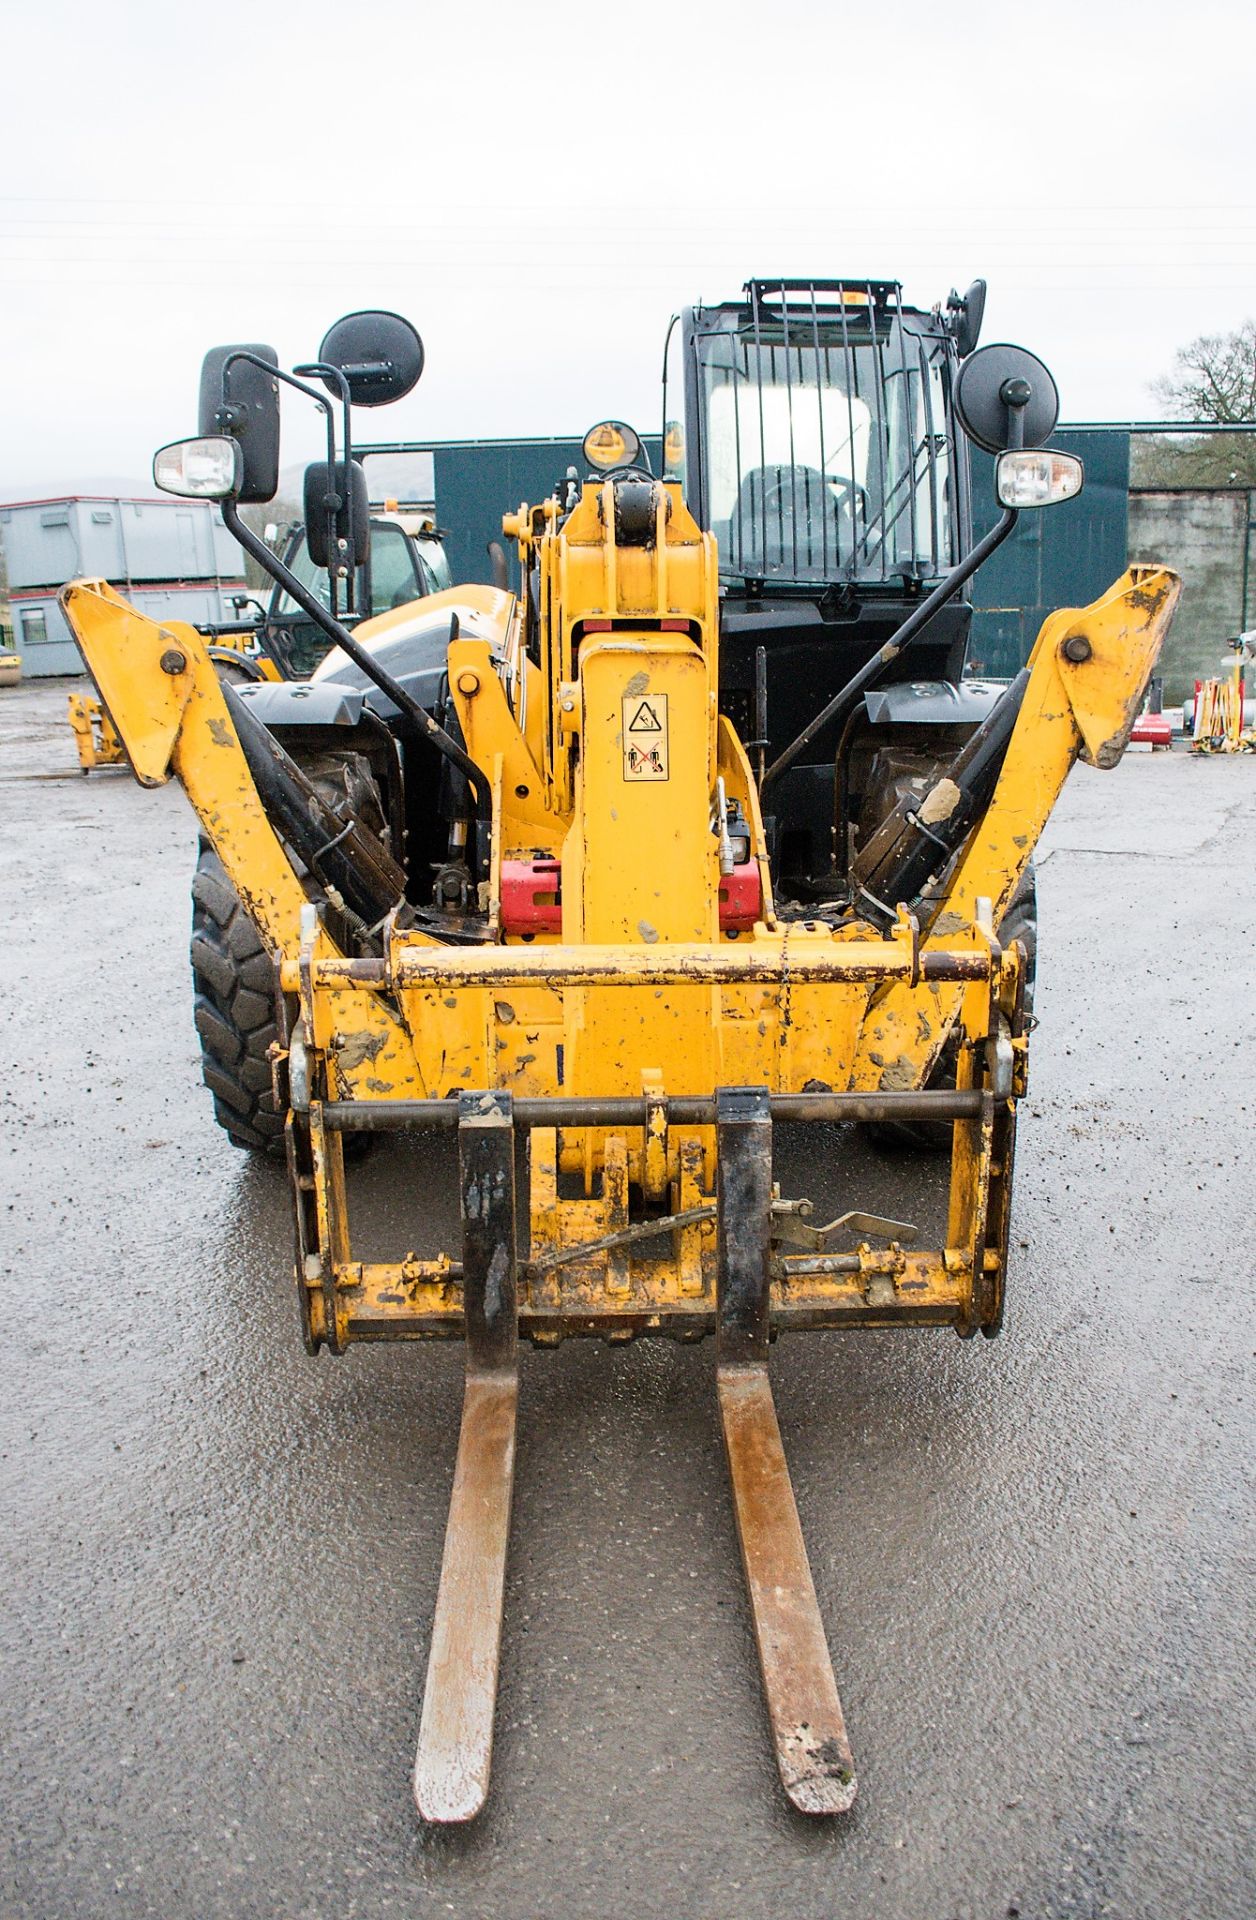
[743, 278, 902, 318]
[695, 279, 954, 589]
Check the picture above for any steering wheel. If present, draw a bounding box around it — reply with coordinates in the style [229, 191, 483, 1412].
[741, 465, 865, 525]
[824, 474, 869, 523]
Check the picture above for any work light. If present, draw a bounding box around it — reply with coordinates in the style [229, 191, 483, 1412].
[996, 449, 1084, 509]
[153, 435, 242, 500]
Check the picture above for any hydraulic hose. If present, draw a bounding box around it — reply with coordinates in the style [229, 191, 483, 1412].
[849, 667, 1031, 926]
[221, 499, 490, 820]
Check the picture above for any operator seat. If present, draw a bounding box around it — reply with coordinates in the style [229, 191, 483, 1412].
[731, 464, 848, 576]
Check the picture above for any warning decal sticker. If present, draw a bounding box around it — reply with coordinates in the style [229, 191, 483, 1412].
[622, 693, 669, 780]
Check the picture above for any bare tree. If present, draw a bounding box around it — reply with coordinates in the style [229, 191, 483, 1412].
[1151, 319, 1256, 423]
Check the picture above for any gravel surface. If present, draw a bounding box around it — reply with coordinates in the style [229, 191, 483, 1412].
[2, 678, 1252, 1920]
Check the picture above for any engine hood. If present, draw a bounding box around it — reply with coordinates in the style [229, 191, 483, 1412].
[308, 583, 514, 718]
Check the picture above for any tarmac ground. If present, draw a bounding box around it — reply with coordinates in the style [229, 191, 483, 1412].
[2, 677, 1252, 1920]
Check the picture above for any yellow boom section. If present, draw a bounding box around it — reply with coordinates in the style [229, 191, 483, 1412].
[58, 578, 418, 1103]
[852, 563, 1182, 1092]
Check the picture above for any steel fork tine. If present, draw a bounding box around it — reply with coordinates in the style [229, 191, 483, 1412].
[717, 1365, 856, 1812]
[413, 1371, 518, 1822]
[414, 1092, 518, 1823]
[715, 1088, 857, 1814]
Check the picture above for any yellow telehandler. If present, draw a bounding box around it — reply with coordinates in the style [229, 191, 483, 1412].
[61, 291, 1179, 1822]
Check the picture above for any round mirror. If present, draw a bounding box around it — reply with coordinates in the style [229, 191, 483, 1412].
[953, 343, 1059, 454]
[317, 310, 425, 408]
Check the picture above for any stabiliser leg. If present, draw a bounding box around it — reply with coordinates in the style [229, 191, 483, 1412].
[715, 1087, 857, 1814]
[414, 1091, 519, 1823]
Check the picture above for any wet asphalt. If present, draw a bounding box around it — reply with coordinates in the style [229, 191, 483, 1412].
[1, 677, 1252, 1920]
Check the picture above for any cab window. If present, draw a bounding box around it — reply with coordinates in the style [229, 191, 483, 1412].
[276, 521, 422, 618]
[368, 524, 421, 614]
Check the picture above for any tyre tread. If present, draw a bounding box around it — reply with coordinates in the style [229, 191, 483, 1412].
[190, 841, 285, 1157]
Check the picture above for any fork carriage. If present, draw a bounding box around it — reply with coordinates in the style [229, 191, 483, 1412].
[286, 930, 1022, 1355]
[279, 818, 1026, 1818]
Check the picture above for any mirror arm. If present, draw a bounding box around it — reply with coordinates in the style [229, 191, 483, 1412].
[221, 349, 333, 416]
[220, 351, 346, 620]
[761, 504, 1020, 803]
[295, 360, 357, 618]
[1001, 384, 1030, 451]
[219, 497, 490, 821]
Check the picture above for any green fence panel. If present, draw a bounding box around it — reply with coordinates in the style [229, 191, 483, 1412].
[970, 430, 1130, 677]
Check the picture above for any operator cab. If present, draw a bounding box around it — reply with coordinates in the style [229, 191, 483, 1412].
[663, 279, 978, 897]
[667, 279, 962, 596]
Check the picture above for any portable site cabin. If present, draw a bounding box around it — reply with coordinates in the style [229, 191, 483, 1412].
[0, 490, 248, 676]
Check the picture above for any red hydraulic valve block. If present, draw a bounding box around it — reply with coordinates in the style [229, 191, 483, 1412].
[499, 855, 763, 935]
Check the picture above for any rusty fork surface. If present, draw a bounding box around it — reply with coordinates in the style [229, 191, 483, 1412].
[413, 1091, 519, 1824]
[715, 1088, 857, 1814]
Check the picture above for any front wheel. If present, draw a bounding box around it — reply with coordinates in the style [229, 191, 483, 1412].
[188, 739, 392, 1154]
[190, 842, 286, 1155]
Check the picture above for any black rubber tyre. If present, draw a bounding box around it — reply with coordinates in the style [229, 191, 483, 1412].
[189, 738, 389, 1156]
[190, 842, 286, 1155]
[864, 866, 1038, 1153]
[212, 655, 264, 687]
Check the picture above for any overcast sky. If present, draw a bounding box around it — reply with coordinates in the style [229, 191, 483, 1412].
[2, 0, 1254, 494]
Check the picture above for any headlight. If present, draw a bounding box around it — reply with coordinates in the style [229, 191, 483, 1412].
[995, 449, 1084, 509]
[153, 435, 242, 500]
[583, 420, 644, 472]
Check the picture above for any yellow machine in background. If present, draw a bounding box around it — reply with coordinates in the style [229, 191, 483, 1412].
[1191, 639, 1254, 752]
[66, 687, 122, 769]
[60, 299, 1179, 1824]
[68, 625, 279, 770]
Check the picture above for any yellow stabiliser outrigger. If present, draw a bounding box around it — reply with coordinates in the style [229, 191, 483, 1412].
[62, 484, 1179, 1821]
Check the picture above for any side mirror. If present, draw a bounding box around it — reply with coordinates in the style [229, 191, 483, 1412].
[303, 459, 370, 571]
[317, 309, 424, 408]
[947, 278, 987, 358]
[198, 344, 281, 503]
[953, 343, 1059, 453]
[153, 436, 242, 500]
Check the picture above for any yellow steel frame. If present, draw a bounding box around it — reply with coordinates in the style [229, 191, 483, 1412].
[61, 497, 1180, 1356]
